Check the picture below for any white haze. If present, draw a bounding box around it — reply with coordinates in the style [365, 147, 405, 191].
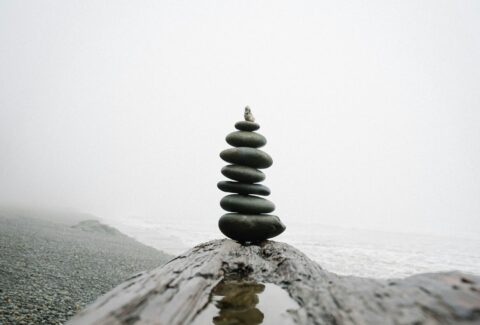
[1, 1, 479, 239]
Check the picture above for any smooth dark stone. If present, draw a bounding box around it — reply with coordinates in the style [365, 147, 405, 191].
[226, 131, 266, 148]
[219, 213, 286, 242]
[220, 148, 273, 169]
[235, 121, 260, 131]
[217, 181, 270, 196]
[221, 165, 265, 183]
[220, 194, 275, 214]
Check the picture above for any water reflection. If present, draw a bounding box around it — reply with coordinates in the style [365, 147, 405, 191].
[192, 278, 299, 325]
[211, 280, 265, 325]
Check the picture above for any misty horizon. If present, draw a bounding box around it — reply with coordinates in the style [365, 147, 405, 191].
[1, 1, 479, 239]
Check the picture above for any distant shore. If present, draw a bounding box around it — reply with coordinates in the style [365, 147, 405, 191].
[0, 210, 173, 325]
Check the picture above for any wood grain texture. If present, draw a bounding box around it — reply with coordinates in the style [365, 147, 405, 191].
[67, 239, 480, 325]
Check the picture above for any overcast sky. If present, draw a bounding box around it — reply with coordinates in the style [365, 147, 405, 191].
[1, 1, 479, 237]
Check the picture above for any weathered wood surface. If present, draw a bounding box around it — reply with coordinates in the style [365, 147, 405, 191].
[68, 239, 480, 325]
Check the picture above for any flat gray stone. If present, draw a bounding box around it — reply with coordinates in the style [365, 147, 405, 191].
[235, 121, 260, 131]
[226, 131, 266, 148]
[220, 194, 275, 214]
[218, 213, 285, 242]
[220, 148, 273, 169]
[221, 165, 265, 183]
[217, 181, 270, 196]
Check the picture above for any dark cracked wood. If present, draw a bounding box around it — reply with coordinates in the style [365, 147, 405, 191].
[67, 239, 480, 325]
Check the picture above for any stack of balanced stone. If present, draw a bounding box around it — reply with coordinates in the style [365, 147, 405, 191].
[217, 112, 286, 243]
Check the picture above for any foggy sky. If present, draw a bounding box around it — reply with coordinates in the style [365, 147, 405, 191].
[1, 1, 479, 237]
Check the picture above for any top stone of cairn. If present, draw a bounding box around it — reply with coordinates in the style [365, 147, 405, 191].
[235, 106, 259, 131]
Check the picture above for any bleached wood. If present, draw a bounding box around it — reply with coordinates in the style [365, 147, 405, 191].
[68, 239, 480, 325]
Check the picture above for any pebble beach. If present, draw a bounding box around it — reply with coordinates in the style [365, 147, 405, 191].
[0, 211, 172, 325]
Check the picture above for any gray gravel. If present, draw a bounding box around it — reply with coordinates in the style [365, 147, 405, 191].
[0, 213, 172, 325]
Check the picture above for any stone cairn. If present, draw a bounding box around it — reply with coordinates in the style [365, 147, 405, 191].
[218, 107, 286, 243]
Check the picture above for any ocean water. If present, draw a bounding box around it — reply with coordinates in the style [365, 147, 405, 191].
[105, 217, 480, 279]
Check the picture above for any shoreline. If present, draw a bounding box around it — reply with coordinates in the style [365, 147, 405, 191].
[103, 217, 480, 279]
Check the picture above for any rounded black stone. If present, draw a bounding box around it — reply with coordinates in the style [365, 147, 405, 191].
[235, 121, 260, 131]
[221, 165, 265, 183]
[219, 213, 286, 242]
[217, 181, 270, 196]
[220, 148, 273, 169]
[226, 131, 266, 148]
[220, 194, 275, 214]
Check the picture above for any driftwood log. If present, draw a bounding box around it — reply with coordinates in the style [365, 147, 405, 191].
[68, 239, 480, 325]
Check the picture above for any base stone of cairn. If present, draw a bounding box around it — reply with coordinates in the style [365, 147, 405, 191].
[218, 108, 286, 243]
